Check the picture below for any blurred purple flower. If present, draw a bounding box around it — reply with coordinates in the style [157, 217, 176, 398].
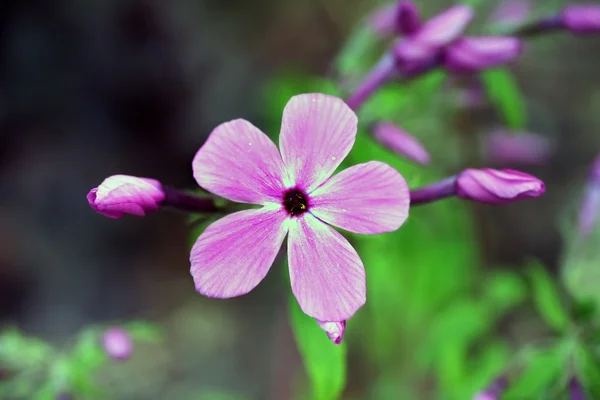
[372, 122, 430, 164]
[87, 175, 165, 219]
[490, 0, 532, 27]
[190, 94, 409, 323]
[102, 327, 133, 361]
[444, 37, 523, 73]
[577, 154, 600, 236]
[393, 4, 522, 73]
[485, 129, 553, 165]
[473, 377, 508, 400]
[456, 168, 545, 204]
[369, 0, 421, 36]
[562, 4, 600, 34]
[395, 5, 473, 64]
[317, 320, 346, 345]
[569, 377, 586, 400]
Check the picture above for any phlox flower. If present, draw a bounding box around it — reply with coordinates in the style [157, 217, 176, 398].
[190, 93, 409, 322]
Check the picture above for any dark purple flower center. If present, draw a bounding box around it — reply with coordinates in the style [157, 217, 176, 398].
[283, 188, 310, 217]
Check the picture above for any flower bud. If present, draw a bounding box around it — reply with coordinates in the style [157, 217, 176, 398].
[485, 129, 553, 165]
[396, 1, 421, 35]
[415, 5, 473, 47]
[394, 5, 473, 65]
[372, 122, 430, 164]
[87, 175, 165, 219]
[569, 377, 586, 400]
[317, 320, 346, 345]
[102, 327, 133, 360]
[562, 5, 600, 34]
[369, 1, 421, 36]
[456, 168, 545, 204]
[444, 37, 522, 73]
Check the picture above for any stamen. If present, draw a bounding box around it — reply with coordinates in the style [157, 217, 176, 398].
[283, 188, 310, 217]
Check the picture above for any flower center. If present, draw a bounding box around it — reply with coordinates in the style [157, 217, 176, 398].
[283, 188, 310, 217]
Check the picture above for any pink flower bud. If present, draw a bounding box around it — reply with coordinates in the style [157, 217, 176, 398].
[369, 1, 421, 36]
[456, 168, 545, 204]
[87, 175, 165, 219]
[415, 5, 473, 47]
[102, 327, 133, 360]
[372, 122, 430, 164]
[394, 5, 473, 65]
[317, 320, 346, 345]
[444, 37, 522, 73]
[562, 4, 600, 34]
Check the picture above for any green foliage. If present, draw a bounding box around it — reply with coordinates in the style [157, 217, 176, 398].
[483, 270, 528, 314]
[125, 321, 163, 343]
[481, 68, 527, 130]
[527, 261, 571, 333]
[0, 321, 161, 399]
[289, 298, 347, 400]
[503, 342, 571, 399]
[0, 328, 54, 370]
[562, 222, 600, 321]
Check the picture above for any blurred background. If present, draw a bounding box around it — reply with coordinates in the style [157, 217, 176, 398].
[1, 0, 600, 399]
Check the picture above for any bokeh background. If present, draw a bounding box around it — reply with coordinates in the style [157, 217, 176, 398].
[1, 0, 600, 399]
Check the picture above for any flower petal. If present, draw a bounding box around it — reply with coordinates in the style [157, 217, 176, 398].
[190, 206, 289, 298]
[317, 320, 346, 345]
[415, 4, 473, 47]
[193, 119, 285, 204]
[310, 161, 410, 234]
[372, 121, 431, 164]
[279, 94, 358, 192]
[444, 36, 522, 73]
[288, 214, 366, 321]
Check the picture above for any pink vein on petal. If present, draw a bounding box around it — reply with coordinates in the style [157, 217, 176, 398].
[279, 93, 358, 192]
[191, 206, 289, 298]
[310, 161, 410, 234]
[193, 119, 285, 205]
[288, 214, 366, 321]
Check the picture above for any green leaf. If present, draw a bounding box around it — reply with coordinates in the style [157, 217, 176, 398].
[334, 26, 383, 79]
[503, 343, 569, 399]
[481, 68, 527, 129]
[289, 297, 347, 400]
[0, 328, 53, 369]
[527, 261, 570, 333]
[574, 342, 600, 398]
[72, 329, 107, 370]
[125, 321, 163, 343]
[483, 271, 527, 314]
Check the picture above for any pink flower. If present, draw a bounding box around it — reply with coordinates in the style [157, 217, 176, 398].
[190, 94, 410, 322]
[317, 320, 346, 345]
[102, 327, 133, 360]
[395, 5, 474, 63]
[371, 122, 430, 165]
[87, 175, 165, 219]
[562, 4, 600, 34]
[368, 1, 421, 36]
[456, 168, 545, 204]
[444, 37, 523, 73]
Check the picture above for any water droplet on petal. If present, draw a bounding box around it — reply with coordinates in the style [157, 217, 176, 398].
[331, 156, 336, 161]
